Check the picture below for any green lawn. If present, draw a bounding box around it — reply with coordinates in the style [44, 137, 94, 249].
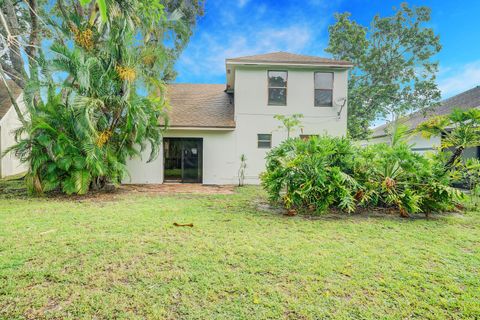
[0, 182, 479, 319]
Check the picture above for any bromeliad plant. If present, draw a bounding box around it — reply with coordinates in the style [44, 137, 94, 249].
[261, 135, 462, 217]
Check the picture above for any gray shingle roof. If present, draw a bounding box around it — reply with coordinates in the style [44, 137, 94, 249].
[226, 51, 353, 67]
[0, 80, 22, 121]
[164, 84, 235, 129]
[371, 86, 480, 138]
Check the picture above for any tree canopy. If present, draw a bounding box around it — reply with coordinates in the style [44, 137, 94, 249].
[326, 3, 441, 139]
[1, 0, 204, 194]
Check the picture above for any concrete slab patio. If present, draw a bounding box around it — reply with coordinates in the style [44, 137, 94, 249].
[120, 183, 236, 195]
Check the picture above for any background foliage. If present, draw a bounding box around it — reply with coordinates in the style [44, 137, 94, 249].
[416, 108, 480, 171]
[326, 3, 441, 139]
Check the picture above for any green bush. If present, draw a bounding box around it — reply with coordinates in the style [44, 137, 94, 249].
[6, 93, 129, 195]
[261, 136, 463, 216]
[456, 158, 480, 208]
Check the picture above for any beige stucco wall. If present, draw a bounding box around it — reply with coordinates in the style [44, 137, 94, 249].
[233, 67, 348, 183]
[0, 94, 27, 178]
[126, 66, 349, 185]
[124, 143, 164, 184]
[124, 129, 237, 185]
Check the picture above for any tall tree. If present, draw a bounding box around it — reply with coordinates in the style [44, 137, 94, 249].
[326, 3, 441, 139]
[4, 0, 204, 194]
[0, 0, 47, 89]
[0, 0, 204, 88]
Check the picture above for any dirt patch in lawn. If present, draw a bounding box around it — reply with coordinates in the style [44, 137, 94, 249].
[120, 183, 236, 195]
[1, 176, 236, 202]
[48, 184, 236, 202]
[253, 198, 461, 221]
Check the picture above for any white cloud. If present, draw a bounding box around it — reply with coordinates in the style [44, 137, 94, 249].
[177, 25, 313, 77]
[438, 60, 480, 98]
[174, 0, 341, 82]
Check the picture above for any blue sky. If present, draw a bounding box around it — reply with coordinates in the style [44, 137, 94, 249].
[175, 0, 480, 99]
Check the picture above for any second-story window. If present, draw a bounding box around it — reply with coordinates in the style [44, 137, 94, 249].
[314, 72, 333, 107]
[268, 71, 287, 106]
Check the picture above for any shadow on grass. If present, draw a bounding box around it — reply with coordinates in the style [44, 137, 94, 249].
[0, 175, 124, 202]
[0, 178, 468, 222]
[0, 174, 28, 199]
[251, 196, 465, 222]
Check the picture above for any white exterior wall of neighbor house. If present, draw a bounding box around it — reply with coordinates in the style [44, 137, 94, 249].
[233, 66, 348, 183]
[362, 133, 441, 155]
[0, 95, 27, 178]
[408, 134, 441, 154]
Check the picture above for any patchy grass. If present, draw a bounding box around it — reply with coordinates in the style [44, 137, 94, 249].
[0, 182, 479, 319]
[0, 174, 28, 199]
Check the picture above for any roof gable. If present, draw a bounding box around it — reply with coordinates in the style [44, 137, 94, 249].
[226, 51, 352, 67]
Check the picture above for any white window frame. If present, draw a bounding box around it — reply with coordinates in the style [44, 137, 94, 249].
[314, 72, 334, 107]
[257, 134, 272, 149]
[268, 70, 288, 106]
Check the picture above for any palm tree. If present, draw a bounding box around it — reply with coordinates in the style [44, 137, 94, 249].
[416, 108, 480, 170]
[5, 0, 181, 194]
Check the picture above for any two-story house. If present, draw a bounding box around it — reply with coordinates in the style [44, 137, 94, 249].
[125, 52, 352, 185]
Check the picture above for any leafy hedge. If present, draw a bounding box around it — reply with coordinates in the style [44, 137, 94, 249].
[261, 136, 463, 216]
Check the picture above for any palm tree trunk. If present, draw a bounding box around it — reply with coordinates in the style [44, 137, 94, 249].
[444, 146, 465, 171]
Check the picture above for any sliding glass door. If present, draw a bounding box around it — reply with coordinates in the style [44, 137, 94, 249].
[163, 138, 203, 183]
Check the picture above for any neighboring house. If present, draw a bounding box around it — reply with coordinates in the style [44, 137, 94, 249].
[126, 52, 352, 184]
[365, 86, 480, 158]
[0, 80, 27, 178]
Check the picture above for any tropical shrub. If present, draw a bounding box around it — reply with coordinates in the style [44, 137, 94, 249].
[262, 136, 357, 213]
[416, 108, 480, 170]
[456, 158, 480, 207]
[3, 0, 203, 195]
[261, 136, 463, 216]
[7, 87, 161, 194]
[354, 143, 461, 216]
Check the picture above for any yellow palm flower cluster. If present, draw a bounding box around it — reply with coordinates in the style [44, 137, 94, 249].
[72, 26, 94, 51]
[115, 65, 136, 82]
[142, 54, 156, 66]
[96, 130, 112, 148]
